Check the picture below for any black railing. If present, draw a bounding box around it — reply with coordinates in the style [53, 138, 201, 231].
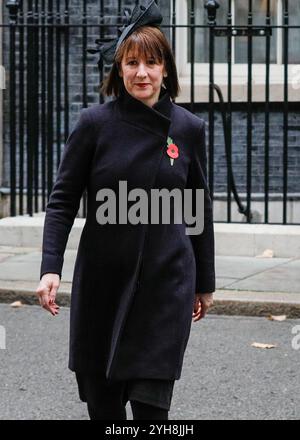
[1, 0, 300, 224]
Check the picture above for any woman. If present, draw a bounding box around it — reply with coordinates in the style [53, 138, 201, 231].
[36, 0, 215, 420]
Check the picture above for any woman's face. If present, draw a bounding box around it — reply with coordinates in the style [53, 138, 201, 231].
[119, 50, 167, 107]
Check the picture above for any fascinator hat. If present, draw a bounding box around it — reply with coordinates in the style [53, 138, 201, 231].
[87, 0, 163, 70]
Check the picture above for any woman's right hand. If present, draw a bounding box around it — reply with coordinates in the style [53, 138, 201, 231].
[36, 273, 61, 316]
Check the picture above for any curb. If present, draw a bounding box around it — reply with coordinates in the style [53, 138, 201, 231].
[1, 286, 300, 318]
[209, 299, 300, 319]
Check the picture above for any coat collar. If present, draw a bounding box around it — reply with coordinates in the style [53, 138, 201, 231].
[116, 85, 172, 139]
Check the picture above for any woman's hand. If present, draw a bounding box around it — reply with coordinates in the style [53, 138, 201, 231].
[36, 273, 61, 316]
[192, 293, 214, 322]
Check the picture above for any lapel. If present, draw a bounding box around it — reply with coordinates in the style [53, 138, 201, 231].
[116, 85, 172, 139]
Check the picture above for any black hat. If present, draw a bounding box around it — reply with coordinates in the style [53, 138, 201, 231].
[87, 0, 163, 69]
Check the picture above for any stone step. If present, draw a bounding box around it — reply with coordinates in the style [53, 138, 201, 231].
[0, 214, 300, 257]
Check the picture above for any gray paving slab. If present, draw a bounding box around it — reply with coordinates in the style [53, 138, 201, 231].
[215, 290, 300, 303]
[0, 249, 296, 286]
[229, 259, 300, 293]
[0, 246, 41, 254]
[215, 255, 291, 279]
[216, 277, 239, 289]
[0, 250, 77, 282]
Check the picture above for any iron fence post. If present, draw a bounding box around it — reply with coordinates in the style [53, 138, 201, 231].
[6, 0, 20, 216]
[205, 0, 219, 200]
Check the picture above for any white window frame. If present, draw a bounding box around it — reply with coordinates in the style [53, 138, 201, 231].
[173, 0, 300, 103]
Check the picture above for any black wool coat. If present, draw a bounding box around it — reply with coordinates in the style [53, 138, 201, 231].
[40, 86, 215, 381]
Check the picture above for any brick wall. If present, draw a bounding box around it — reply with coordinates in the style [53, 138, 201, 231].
[194, 105, 300, 195]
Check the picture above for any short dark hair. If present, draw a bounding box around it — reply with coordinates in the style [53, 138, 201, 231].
[100, 26, 181, 99]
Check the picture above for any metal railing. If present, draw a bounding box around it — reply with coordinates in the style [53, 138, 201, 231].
[1, 0, 299, 224]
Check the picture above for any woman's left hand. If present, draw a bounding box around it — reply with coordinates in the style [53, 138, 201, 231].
[192, 293, 214, 322]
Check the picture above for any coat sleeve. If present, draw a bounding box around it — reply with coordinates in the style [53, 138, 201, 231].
[39, 108, 95, 280]
[186, 119, 215, 294]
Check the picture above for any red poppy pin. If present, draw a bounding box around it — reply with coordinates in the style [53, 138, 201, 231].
[166, 137, 179, 166]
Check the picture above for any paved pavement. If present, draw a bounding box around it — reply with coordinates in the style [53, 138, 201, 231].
[0, 303, 299, 420]
[0, 246, 299, 317]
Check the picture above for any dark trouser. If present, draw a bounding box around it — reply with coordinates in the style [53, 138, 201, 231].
[75, 372, 170, 420]
[87, 400, 168, 420]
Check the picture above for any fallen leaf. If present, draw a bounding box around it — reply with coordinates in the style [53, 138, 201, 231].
[256, 249, 274, 258]
[10, 301, 23, 308]
[268, 314, 287, 321]
[251, 342, 277, 349]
